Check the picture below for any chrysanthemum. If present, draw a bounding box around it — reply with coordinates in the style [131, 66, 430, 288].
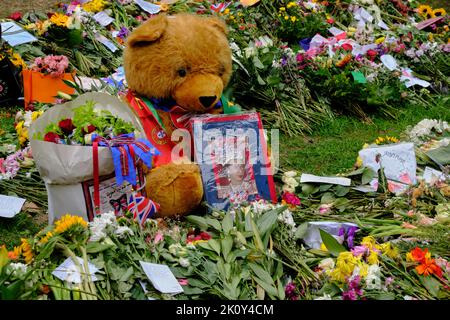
[20, 238, 33, 264]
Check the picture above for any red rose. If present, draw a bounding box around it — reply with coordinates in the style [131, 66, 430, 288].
[341, 43, 353, 51]
[82, 124, 96, 135]
[367, 49, 377, 57]
[200, 232, 211, 241]
[8, 12, 22, 21]
[58, 118, 75, 135]
[44, 132, 61, 144]
[327, 18, 335, 24]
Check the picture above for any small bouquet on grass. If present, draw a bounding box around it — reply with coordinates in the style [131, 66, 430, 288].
[38, 100, 135, 145]
[30, 55, 70, 78]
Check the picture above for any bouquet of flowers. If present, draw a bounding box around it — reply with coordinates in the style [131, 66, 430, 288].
[30, 55, 70, 78]
[39, 100, 135, 145]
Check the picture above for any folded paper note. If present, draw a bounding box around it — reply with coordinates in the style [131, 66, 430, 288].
[0, 194, 26, 218]
[1, 22, 37, 47]
[139, 261, 183, 294]
[300, 173, 351, 186]
[52, 257, 99, 283]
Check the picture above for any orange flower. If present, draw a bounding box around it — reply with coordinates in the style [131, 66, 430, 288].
[416, 258, 443, 277]
[336, 54, 352, 68]
[407, 247, 429, 263]
[7, 251, 18, 260]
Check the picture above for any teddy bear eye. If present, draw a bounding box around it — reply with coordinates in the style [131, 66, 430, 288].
[177, 68, 187, 77]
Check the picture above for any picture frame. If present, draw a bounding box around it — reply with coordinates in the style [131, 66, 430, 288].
[191, 112, 277, 211]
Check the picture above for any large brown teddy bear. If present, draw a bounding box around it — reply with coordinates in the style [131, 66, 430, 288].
[123, 13, 233, 217]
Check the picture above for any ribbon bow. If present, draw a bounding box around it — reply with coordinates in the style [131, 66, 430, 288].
[109, 194, 128, 216]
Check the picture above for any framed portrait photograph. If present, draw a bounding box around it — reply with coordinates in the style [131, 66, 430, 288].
[191, 112, 277, 211]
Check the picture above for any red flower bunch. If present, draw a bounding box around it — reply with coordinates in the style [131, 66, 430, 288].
[8, 12, 22, 21]
[282, 192, 301, 207]
[58, 118, 75, 135]
[186, 230, 211, 244]
[407, 247, 443, 278]
[44, 132, 61, 143]
[366, 49, 378, 61]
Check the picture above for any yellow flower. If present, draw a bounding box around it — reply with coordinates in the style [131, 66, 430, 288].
[287, 2, 297, 8]
[284, 15, 289, 20]
[40, 231, 54, 244]
[31, 110, 43, 121]
[406, 252, 414, 262]
[433, 8, 446, 17]
[381, 242, 399, 259]
[361, 236, 381, 251]
[15, 121, 24, 135]
[429, 33, 434, 41]
[10, 53, 26, 69]
[224, 8, 230, 15]
[417, 5, 433, 17]
[367, 251, 379, 265]
[20, 238, 33, 264]
[54, 214, 88, 234]
[375, 37, 385, 44]
[19, 129, 29, 146]
[291, 16, 297, 23]
[330, 252, 359, 282]
[50, 13, 70, 28]
[320, 243, 328, 251]
[279, 7, 286, 12]
[83, 0, 107, 13]
[330, 267, 348, 282]
[358, 262, 369, 278]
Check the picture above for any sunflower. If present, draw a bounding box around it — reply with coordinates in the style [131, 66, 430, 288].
[50, 13, 70, 28]
[417, 5, 433, 17]
[54, 214, 88, 234]
[433, 8, 446, 17]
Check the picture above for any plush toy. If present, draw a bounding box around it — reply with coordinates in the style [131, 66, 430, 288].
[123, 13, 233, 217]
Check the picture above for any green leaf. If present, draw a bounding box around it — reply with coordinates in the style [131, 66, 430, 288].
[253, 56, 265, 69]
[374, 292, 396, 300]
[183, 286, 204, 295]
[185, 215, 208, 230]
[256, 207, 282, 237]
[119, 267, 134, 282]
[250, 216, 264, 251]
[185, 278, 209, 289]
[420, 276, 441, 297]
[319, 229, 346, 257]
[294, 222, 309, 239]
[209, 239, 221, 256]
[319, 184, 333, 192]
[249, 263, 275, 286]
[222, 212, 233, 234]
[205, 218, 222, 232]
[362, 167, 376, 185]
[85, 242, 115, 253]
[334, 185, 350, 197]
[221, 236, 233, 262]
[252, 277, 278, 298]
[277, 279, 285, 300]
[321, 192, 335, 204]
[301, 183, 317, 196]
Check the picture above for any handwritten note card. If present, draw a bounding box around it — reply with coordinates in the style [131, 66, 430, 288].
[52, 257, 99, 283]
[139, 261, 183, 294]
[93, 11, 115, 27]
[134, 0, 161, 14]
[300, 173, 351, 186]
[1, 22, 37, 47]
[0, 194, 26, 218]
[94, 34, 118, 53]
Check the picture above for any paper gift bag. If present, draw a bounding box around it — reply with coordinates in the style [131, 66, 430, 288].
[29, 92, 145, 223]
[0, 56, 23, 106]
[22, 69, 76, 108]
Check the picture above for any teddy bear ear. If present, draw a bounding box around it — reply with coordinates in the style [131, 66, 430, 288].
[127, 14, 168, 48]
[205, 16, 228, 35]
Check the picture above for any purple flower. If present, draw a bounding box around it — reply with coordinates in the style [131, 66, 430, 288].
[285, 282, 298, 300]
[347, 226, 358, 249]
[351, 245, 369, 257]
[343, 276, 363, 300]
[117, 27, 130, 40]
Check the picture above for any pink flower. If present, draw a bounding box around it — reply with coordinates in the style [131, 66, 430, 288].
[351, 245, 369, 257]
[8, 11, 22, 21]
[178, 279, 189, 286]
[153, 232, 164, 244]
[318, 204, 332, 214]
[282, 192, 301, 206]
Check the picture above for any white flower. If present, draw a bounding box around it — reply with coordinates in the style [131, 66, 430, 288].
[365, 265, 382, 290]
[314, 293, 332, 300]
[255, 35, 273, 48]
[9, 263, 28, 277]
[23, 111, 33, 127]
[230, 42, 242, 57]
[278, 209, 297, 235]
[283, 171, 298, 178]
[244, 44, 257, 58]
[318, 258, 335, 271]
[282, 176, 299, 188]
[115, 226, 134, 238]
[282, 185, 296, 193]
[4, 144, 16, 154]
[89, 211, 117, 241]
[179, 258, 190, 268]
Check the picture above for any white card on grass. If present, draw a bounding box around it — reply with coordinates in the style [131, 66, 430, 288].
[300, 173, 351, 186]
[139, 261, 183, 294]
[1, 22, 37, 46]
[423, 166, 448, 183]
[52, 256, 99, 284]
[94, 33, 118, 52]
[134, 0, 161, 14]
[93, 11, 115, 27]
[0, 194, 26, 218]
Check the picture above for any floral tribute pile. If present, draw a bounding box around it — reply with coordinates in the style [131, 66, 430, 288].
[0, 0, 449, 134]
[0, 0, 449, 300]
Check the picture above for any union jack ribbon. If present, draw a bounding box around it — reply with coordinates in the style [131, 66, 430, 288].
[127, 192, 160, 226]
[210, 2, 231, 13]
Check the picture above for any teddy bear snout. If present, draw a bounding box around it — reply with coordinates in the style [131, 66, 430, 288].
[199, 96, 217, 109]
